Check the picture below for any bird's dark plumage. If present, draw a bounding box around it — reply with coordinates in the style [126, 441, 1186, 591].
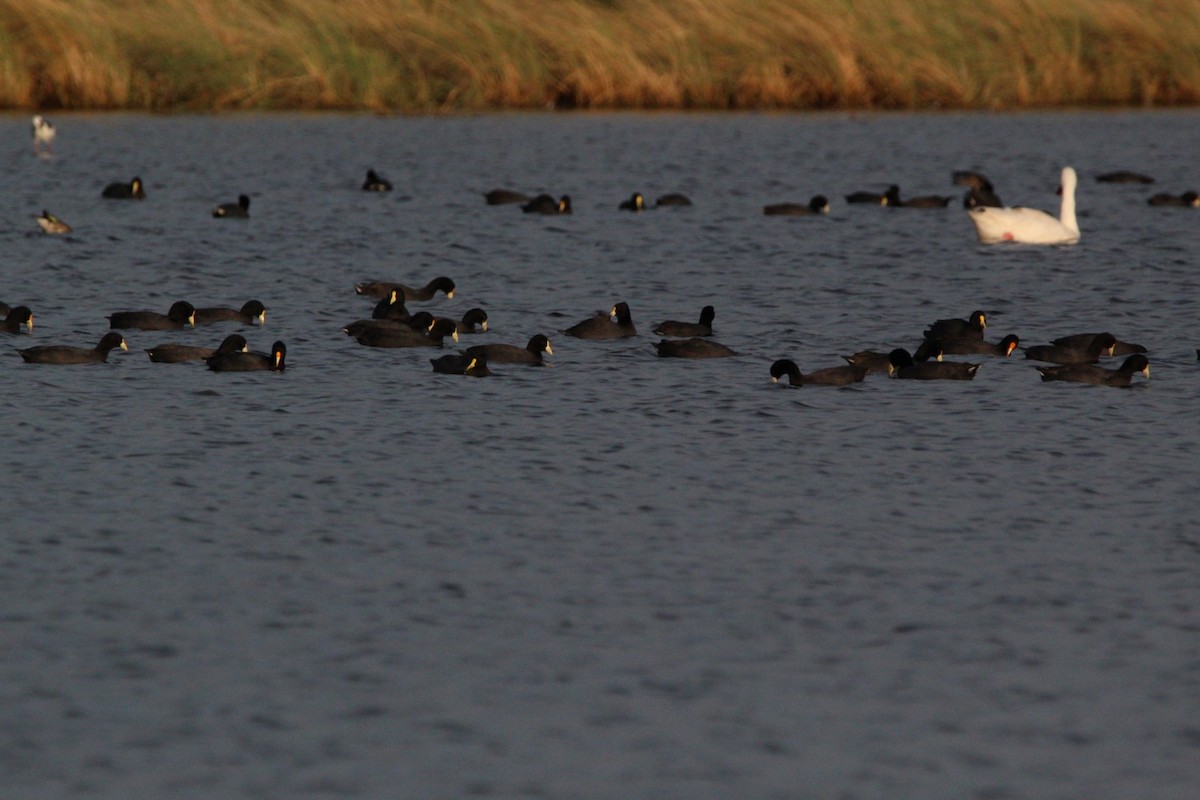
[1037, 354, 1149, 386]
[522, 194, 571, 214]
[147, 334, 248, 363]
[653, 306, 715, 337]
[194, 300, 266, 326]
[354, 277, 456, 302]
[109, 301, 196, 330]
[764, 195, 830, 216]
[363, 169, 393, 191]
[770, 359, 867, 386]
[20, 332, 128, 364]
[102, 177, 145, 199]
[1024, 334, 1118, 364]
[888, 349, 980, 380]
[206, 341, 286, 372]
[464, 335, 552, 365]
[924, 311, 987, 341]
[654, 338, 736, 358]
[212, 195, 250, 218]
[564, 302, 636, 339]
[430, 354, 492, 376]
[1, 306, 34, 335]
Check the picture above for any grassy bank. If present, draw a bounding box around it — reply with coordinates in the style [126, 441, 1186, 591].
[2, 0, 1199, 112]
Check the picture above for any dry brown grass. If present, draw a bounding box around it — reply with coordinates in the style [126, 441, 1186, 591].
[1, 0, 1197, 111]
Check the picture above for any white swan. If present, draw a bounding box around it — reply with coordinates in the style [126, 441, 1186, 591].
[968, 166, 1080, 245]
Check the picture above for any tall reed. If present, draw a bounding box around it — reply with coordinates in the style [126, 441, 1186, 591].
[1, 0, 1197, 111]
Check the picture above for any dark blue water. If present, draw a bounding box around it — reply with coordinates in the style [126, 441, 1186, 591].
[2, 110, 1198, 799]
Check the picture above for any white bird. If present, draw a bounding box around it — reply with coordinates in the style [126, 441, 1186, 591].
[31, 115, 55, 155]
[967, 166, 1079, 245]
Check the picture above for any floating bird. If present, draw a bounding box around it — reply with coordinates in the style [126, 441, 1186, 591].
[31, 115, 55, 155]
[348, 318, 458, 348]
[108, 301, 196, 330]
[102, 177, 145, 199]
[212, 194, 250, 218]
[430, 354, 492, 377]
[484, 188, 530, 205]
[842, 351, 898, 373]
[924, 310, 987, 341]
[35, 210, 71, 234]
[926, 334, 1020, 357]
[884, 186, 952, 208]
[354, 277, 455, 301]
[1050, 332, 1146, 356]
[1023, 333, 1117, 364]
[763, 196, 830, 216]
[371, 289, 410, 322]
[770, 359, 867, 386]
[845, 186, 895, 205]
[653, 306, 715, 337]
[1096, 171, 1154, 184]
[19, 332, 127, 364]
[452, 308, 489, 335]
[619, 192, 645, 211]
[1147, 191, 1199, 207]
[1, 306, 34, 334]
[206, 340, 287, 372]
[968, 166, 1080, 245]
[362, 169, 393, 191]
[655, 193, 692, 207]
[1036, 354, 1149, 386]
[522, 194, 571, 215]
[464, 335, 553, 365]
[887, 349, 980, 380]
[953, 171, 1003, 208]
[653, 338, 736, 358]
[147, 334, 249, 363]
[564, 302, 637, 339]
[194, 300, 267, 326]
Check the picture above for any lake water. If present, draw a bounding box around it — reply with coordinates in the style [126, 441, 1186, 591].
[2, 110, 1198, 799]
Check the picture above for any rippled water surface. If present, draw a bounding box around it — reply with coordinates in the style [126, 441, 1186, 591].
[2, 110, 1198, 799]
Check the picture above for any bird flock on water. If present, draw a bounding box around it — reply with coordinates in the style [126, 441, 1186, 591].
[15, 115, 1196, 386]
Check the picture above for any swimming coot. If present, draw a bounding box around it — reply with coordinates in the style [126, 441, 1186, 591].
[655, 193, 692, 207]
[1023, 333, 1117, 364]
[653, 306, 715, 337]
[763, 196, 830, 216]
[770, 359, 867, 386]
[194, 300, 266, 326]
[924, 310, 987, 341]
[19, 332, 128, 364]
[354, 277, 456, 302]
[1147, 191, 1199, 207]
[464, 335, 552, 365]
[564, 302, 636, 339]
[887, 349, 980, 380]
[1, 305, 34, 334]
[109, 301, 196, 330]
[102, 177, 145, 199]
[362, 169, 393, 191]
[147, 334, 248, 363]
[1036, 354, 1149, 386]
[212, 194, 250, 218]
[206, 340, 286, 372]
[618, 193, 645, 211]
[522, 194, 571, 215]
[430, 354, 492, 377]
[484, 189, 530, 205]
[654, 338, 736, 358]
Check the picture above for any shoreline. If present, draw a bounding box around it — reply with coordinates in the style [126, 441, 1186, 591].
[3, 0, 1198, 113]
